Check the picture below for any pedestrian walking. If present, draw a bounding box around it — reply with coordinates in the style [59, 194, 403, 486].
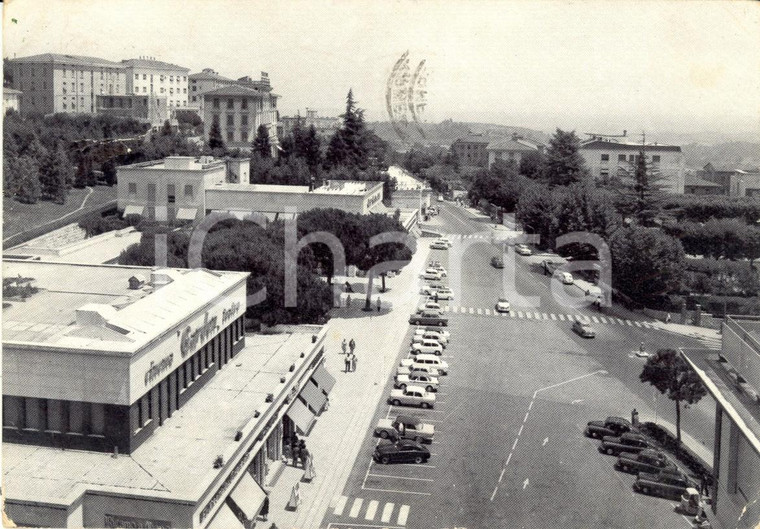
[346, 295, 351, 308]
[293, 443, 301, 468]
[344, 354, 351, 373]
[349, 338, 356, 354]
[260, 492, 270, 521]
[665, 312, 672, 324]
[631, 408, 639, 426]
[301, 446, 310, 468]
[639, 341, 645, 354]
[376, 297, 381, 312]
[341, 339, 347, 354]
[434, 292, 439, 302]
[351, 354, 357, 372]
[700, 472, 710, 497]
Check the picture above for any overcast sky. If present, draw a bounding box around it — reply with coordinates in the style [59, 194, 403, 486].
[3, 0, 759, 137]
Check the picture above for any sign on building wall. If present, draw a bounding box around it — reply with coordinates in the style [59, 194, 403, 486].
[104, 514, 171, 529]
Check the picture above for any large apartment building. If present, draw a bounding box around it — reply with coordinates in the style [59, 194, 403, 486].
[202, 84, 279, 151]
[7, 53, 127, 115]
[579, 133, 686, 194]
[121, 56, 190, 109]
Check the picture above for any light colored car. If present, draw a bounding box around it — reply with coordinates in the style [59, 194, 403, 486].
[422, 299, 443, 310]
[495, 297, 511, 313]
[397, 364, 442, 377]
[515, 244, 533, 256]
[415, 327, 450, 340]
[400, 354, 449, 375]
[417, 305, 443, 316]
[388, 385, 436, 408]
[430, 241, 449, 250]
[413, 332, 447, 347]
[411, 339, 443, 356]
[555, 271, 574, 285]
[428, 264, 447, 277]
[395, 371, 440, 392]
[432, 287, 454, 300]
[420, 268, 443, 280]
[420, 283, 444, 295]
[375, 414, 435, 443]
[438, 195, 444, 202]
[572, 320, 596, 338]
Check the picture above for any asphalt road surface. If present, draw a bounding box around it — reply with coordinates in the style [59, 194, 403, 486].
[321, 202, 716, 529]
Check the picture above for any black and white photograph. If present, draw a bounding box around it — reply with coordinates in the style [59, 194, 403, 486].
[1, 1, 759, 528]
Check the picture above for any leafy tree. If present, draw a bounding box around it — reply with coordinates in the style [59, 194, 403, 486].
[207, 115, 225, 151]
[101, 159, 117, 186]
[541, 129, 589, 187]
[519, 150, 544, 179]
[15, 155, 42, 204]
[73, 154, 96, 188]
[160, 119, 173, 136]
[253, 124, 272, 158]
[514, 182, 558, 249]
[40, 145, 74, 203]
[610, 226, 686, 303]
[301, 125, 322, 174]
[612, 149, 669, 227]
[640, 349, 707, 444]
[3, 150, 20, 197]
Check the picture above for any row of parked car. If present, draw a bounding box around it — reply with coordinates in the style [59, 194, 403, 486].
[369, 244, 457, 465]
[585, 416, 697, 500]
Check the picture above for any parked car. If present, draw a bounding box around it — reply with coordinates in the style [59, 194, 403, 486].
[555, 271, 574, 284]
[400, 354, 449, 375]
[438, 195, 444, 203]
[411, 339, 443, 356]
[430, 241, 449, 250]
[416, 326, 450, 339]
[396, 364, 442, 377]
[515, 244, 533, 256]
[633, 470, 694, 500]
[412, 332, 446, 347]
[420, 268, 443, 280]
[599, 432, 651, 456]
[420, 283, 444, 295]
[428, 263, 448, 277]
[585, 417, 635, 439]
[375, 415, 435, 443]
[495, 297, 511, 313]
[615, 449, 678, 475]
[433, 238, 452, 247]
[416, 306, 443, 317]
[431, 287, 454, 300]
[409, 311, 448, 326]
[572, 320, 596, 338]
[374, 439, 431, 464]
[388, 385, 436, 408]
[491, 256, 504, 268]
[395, 371, 440, 392]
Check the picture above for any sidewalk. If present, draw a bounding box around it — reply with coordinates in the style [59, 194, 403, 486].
[266, 241, 432, 529]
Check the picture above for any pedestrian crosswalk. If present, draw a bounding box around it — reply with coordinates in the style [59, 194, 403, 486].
[442, 233, 491, 240]
[442, 305, 655, 328]
[331, 495, 410, 525]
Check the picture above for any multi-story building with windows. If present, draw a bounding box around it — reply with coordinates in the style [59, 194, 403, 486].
[202, 84, 279, 152]
[2, 258, 336, 528]
[279, 108, 341, 138]
[3, 87, 22, 113]
[579, 133, 686, 194]
[7, 53, 127, 115]
[452, 134, 493, 168]
[122, 56, 190, 109]
[189, 68, 235, 114]
[485, 133, 542, 169]
[95, 94, 168, 127]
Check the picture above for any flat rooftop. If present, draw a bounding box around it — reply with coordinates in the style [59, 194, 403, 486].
[2, 260, 247, 354]
[121, 156, 226, 172]
[4, 228, 142, 265]
[2, 331, 322, 504]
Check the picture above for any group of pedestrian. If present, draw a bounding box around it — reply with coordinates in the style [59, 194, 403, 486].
[288, 435, 310, 469]
[341, 338, 358, 372]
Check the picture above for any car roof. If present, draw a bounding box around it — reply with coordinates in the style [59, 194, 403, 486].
[498, 297, 508, 302]
[405, 385, 426, 392]
[607, 416, 630, 424]
[639, 448, 665, 458]
[621, 432, 646, 440]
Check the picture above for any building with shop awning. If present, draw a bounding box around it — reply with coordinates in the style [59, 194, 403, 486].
[2, 260, 337, 529]
[310, 362, 336, 396]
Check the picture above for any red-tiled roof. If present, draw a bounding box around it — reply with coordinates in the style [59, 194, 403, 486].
[121, 58, 189, 72]
[189, 71, 235, 82]
[201, 84, 268, 97]
[580, 139, 681, 152]
[486, 138, 539, 152]
[9, 53, 123, 68]
[453, 134, 494, 145]
[685, 175, 723, 187]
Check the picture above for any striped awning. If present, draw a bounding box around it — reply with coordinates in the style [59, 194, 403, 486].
[176, 207, 197, 220]
[310, 363, 336, 395]
[287, 397, 316, 435]
[123, 205, 144, 217]
[299, 380, 327, 414]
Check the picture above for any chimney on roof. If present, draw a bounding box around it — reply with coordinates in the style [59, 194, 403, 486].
[623, 130, 627, 137]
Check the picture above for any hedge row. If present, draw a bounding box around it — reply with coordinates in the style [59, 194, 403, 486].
[639, 422, 712, 484]
[661, 195, 760, 223]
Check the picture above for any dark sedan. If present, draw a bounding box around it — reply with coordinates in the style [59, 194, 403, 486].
[373, 439, 431, 464]
[585, 416, 635, 439]
[599, 432, 650, 456]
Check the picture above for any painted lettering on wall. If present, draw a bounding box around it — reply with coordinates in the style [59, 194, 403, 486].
[104, 514, 171, 529]
[145, 354, 173, 386]
[222, 301, 241, 324]
[180, 312, 219, 358]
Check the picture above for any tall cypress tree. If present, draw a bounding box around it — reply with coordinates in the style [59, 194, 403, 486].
[252, 124, 272, 158]
[302, 125, 322, 174]
[208, 115, 225, 151]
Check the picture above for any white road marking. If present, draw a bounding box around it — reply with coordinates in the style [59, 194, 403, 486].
[510, 311, 515, 318]
[365, 500, 379, 520]
[526, 312, 533, 319]
[397, 505, 410, 525]
[334, 495, 348, 516]
[485, 309, 491, 316]
[369, 473, 435, 482]
[489, 486, 499, 502]
[498, 468, 506, 482]
[523, 478, 530, 489]
[518, 425, 524, 436]
[571, 399, 584, 404]
[512, 438, 519, 450]
[534, 370, 608, 395]
[542, 313, 549, 319]
[381, 503, 395, 523]
[506, 452, 512, 466]
[349, 498, 363, 518]
[361, 486, 432, 496]
[559, 314, 566, 321]
[534, 312, 541, 319]
[627, 320, 634, 326]
[444, 306, 450, 312]
[599, 317, 608, 323]
[591, 316, 600, 323]
[543, 437, 549, 446]
[550, 313, 557, 320]
[634, 321, 642, 327]
[469, 307, 474, 314]
[517, 311, 524, 318]
[477, 308, 483, 315]
[524, 412, 530, 422]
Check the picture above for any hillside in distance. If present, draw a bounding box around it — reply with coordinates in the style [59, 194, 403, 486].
[368, 119, 550, 149]
[681, 142, 760, 170]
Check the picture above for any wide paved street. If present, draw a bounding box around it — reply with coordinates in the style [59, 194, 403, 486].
[321, 203, 717, 529]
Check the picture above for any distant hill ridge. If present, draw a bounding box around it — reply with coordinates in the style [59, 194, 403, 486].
[368, 120, 549, 148]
